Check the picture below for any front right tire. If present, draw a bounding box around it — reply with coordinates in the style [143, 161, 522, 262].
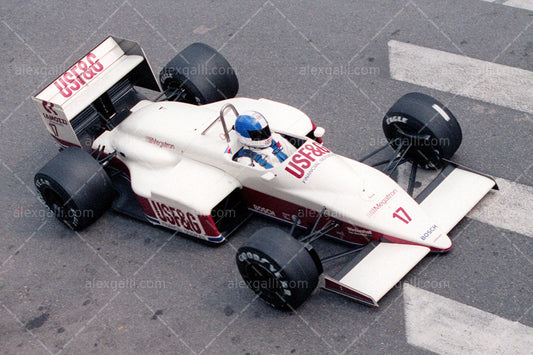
[159, 43, 239, 104]
[383, 92, 462, 169]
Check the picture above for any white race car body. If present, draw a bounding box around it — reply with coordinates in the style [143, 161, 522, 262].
[90, 97, 452, 251]
[32, 36, 496, 307]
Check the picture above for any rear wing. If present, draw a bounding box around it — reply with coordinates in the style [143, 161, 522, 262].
[32, 36, 160, 148]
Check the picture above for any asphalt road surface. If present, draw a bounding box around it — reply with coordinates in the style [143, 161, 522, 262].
[1, 0, 532, 354]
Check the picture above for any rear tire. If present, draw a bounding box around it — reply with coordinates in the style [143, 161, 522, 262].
[236, 228, 321, 311]
[34, 147, 113, 230]
[159, 43, 239, 104]
[383, 93, 462, 169]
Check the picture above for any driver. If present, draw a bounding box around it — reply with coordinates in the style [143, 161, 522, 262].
[234, 111, 296, 168]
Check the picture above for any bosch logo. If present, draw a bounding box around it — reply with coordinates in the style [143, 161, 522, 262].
[420, 224, 438, 240]
[53, 52, 104, 98]
[285, 142, 331, 179]
[253, 204, 275, 217]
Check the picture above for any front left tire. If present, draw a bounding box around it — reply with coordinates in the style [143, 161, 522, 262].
[236, 228, 322, 311]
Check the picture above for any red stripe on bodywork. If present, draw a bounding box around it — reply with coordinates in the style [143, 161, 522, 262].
[136, 195, 157, 219]
[242, 187, 373, 245]
[198, 215, 220, 237]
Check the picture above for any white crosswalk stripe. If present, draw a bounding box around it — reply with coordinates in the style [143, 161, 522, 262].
[389, 14, 533, 352]
[468, 178, 533, 237]
[481, 0, 533, 11]
[397, 165, 533, 237]
[389, 39, 533, 237]
[404, 284, 533, 354]
[388, 40, 533, 114]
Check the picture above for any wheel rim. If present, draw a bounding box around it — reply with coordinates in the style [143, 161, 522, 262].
[244, 262, 285, 304]
[164, 80, 202, 104]
[42, 188, 75, 228]
[387, 121, 442, 167]
[389, 121, 432, 141]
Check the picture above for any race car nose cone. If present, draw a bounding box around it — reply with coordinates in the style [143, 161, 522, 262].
[417, 223, 452, 251]
[432, 233, 452, 251]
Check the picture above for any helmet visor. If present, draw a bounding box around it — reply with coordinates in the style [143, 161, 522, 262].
[248, 126, 271, 141]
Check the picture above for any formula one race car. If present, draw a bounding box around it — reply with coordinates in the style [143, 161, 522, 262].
[33, 36, 496, 311]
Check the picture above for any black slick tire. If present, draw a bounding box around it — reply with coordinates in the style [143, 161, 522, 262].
[34, 147, 113, 230]
[383, 92, 462, 169]
[159, 43, 239, 104]
[236, 228, 321, 311]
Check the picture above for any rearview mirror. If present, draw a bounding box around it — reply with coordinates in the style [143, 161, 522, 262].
[314, 126, 325, 138]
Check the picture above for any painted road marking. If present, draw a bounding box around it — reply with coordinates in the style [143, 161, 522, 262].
[388, 40, 533, 114]
[397, 165, 533, 237]
[468, 178, 533, 237]
[404, 284, 533, 354]
[481, 0, 533, 11]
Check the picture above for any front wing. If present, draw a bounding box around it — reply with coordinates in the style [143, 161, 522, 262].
[322, 164, 496, 306]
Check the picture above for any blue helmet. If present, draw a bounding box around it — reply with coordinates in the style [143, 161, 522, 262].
[235, 111, 272, 148]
